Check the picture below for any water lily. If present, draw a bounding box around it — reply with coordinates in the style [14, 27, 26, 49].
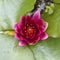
[14, 10, 48, 46]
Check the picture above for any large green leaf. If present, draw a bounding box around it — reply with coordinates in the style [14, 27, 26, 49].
[30, 37, 60, 60]
[0, 0, 35, 30]
[42, 4, 60, 37]
[0, 34, 60, 60]
[0, 34, 35, 60]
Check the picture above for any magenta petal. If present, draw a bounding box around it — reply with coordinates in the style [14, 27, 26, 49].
[40, 32, 48, 40]
[19, 41, 26, 46]
[29, 37, 40, 45]
[28, 34, 40, 45]
[15, 33, 20, 40]
[20, 16, 26, 27]
[32, 10, 40, 20]
[14, 23, 18, 31]
[20, 15, 31, 25]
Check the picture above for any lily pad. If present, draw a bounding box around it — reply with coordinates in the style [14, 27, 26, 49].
[0, 34, 35, 60]
[0, 0, 35, 30]
[30, 37, 60, 60]
[0, 34, 60, 60]
[53, 0, 60, 3]
[42, 4, 60, 37]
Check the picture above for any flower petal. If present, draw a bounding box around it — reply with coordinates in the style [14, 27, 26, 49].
[20, 15, 31, 26]
[40, 32, 48, 40]
[44, 22, 48, 31]
[14, 23, 18, 31]
[35, 19, 46, 31]
[32, 10, 40, 20]
[20, 16, 26, 27]
[15, 32, 20, 40]
[28, 34, 40, 45]
[19, 41, 26, 46]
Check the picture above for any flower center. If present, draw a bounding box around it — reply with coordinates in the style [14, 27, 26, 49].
[26, 27, 34, 36]
[23, 23, 36, 38]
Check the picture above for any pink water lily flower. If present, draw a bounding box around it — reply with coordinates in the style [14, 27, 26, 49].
[14, 10, 48, 46]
